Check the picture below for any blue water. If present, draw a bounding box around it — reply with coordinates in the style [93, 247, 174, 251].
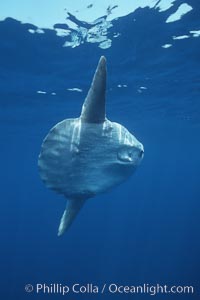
[0, 1, 200, 299]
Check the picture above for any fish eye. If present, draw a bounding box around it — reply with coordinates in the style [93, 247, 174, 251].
[128, 151, 133, 158]
[117, 146, 134, 163]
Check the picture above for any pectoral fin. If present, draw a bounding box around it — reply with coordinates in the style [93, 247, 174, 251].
[58, 199, 86, 236]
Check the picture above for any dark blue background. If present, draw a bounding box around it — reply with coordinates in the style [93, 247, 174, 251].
[0, 1, 200, 299]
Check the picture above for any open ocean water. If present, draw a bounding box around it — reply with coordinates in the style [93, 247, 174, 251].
[0, 0, 200, 299]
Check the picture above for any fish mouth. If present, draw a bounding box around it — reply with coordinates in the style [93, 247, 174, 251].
[139, 149, 144, 159]
[138, 143, 144, 159]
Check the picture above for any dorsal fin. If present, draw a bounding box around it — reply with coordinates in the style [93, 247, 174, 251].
[81, 56, 106, 123]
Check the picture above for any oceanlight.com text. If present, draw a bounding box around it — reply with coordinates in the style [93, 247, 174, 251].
[25, 283, 195, 296]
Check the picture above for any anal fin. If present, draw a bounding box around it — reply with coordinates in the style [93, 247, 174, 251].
[58, 199, 86, 236]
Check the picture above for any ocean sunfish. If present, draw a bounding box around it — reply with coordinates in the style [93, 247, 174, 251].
[38, 56, 144, 236]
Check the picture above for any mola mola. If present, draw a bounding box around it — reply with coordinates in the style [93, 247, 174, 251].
[38, 56, 144, 236]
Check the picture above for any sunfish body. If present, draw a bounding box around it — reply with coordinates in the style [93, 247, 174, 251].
[38, 56, 144, 236]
